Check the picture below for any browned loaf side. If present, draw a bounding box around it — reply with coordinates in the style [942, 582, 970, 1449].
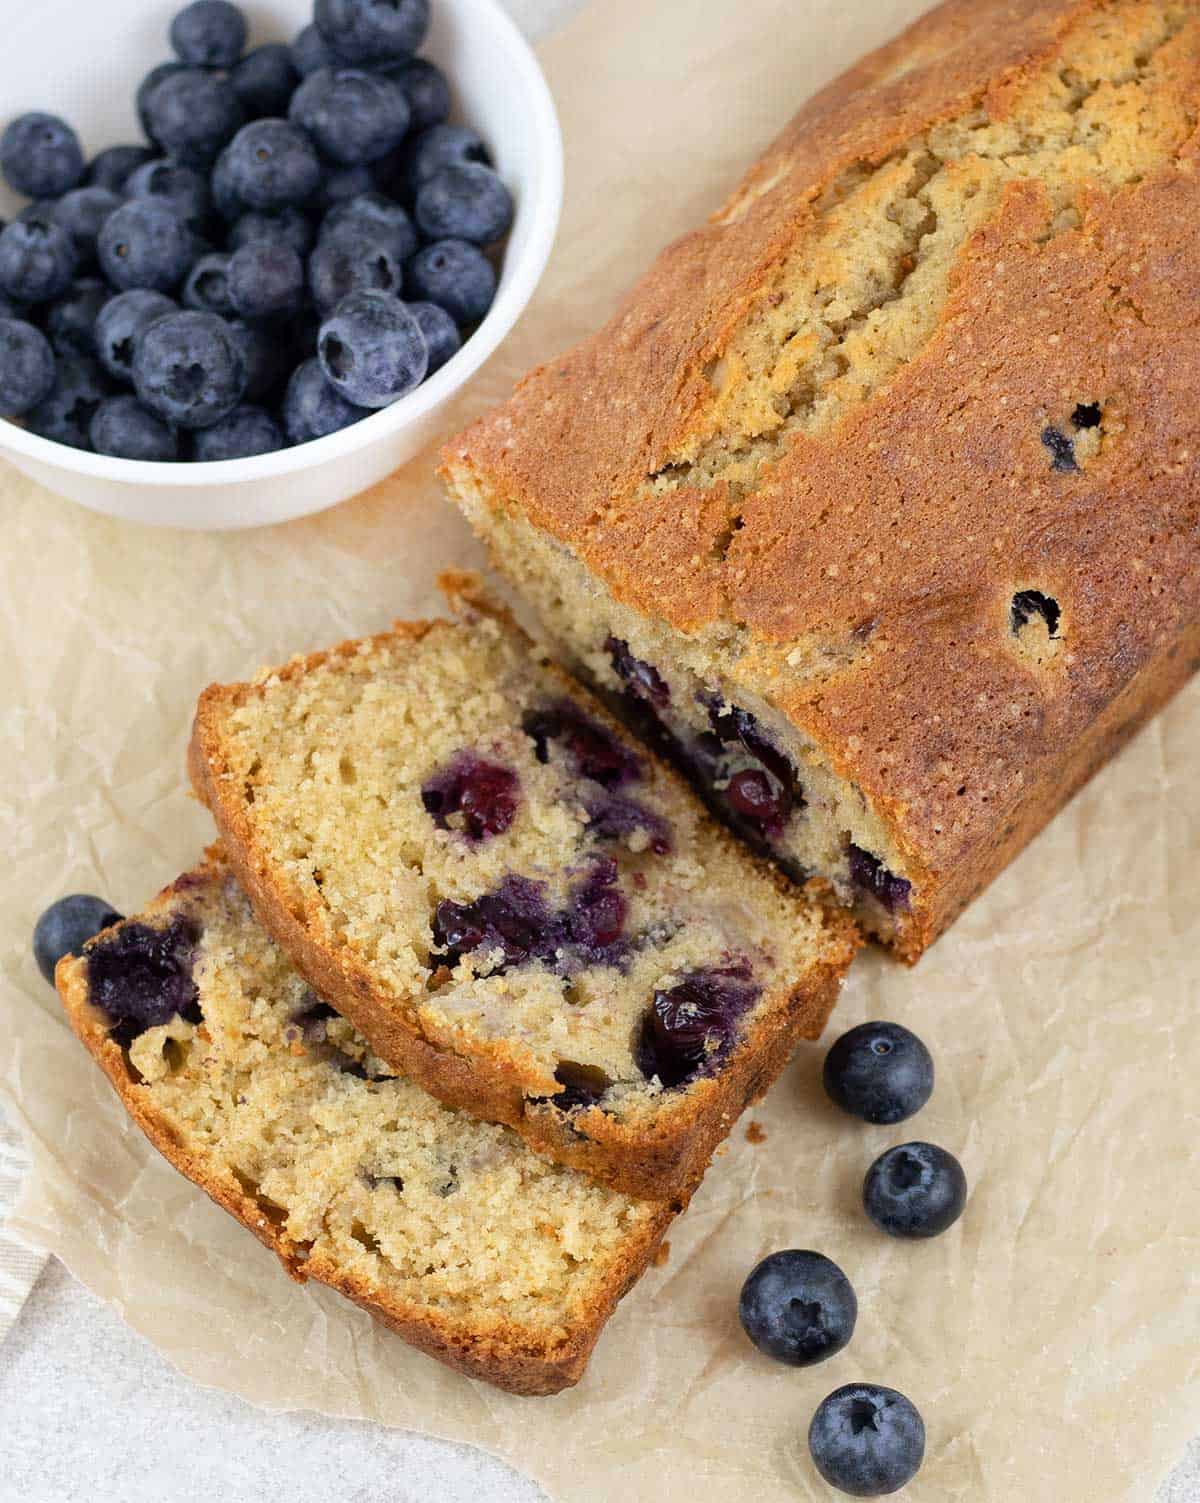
[187, 584, 858, 1200]
[442, 0, 1200, 960]
[56, 854, 675, 1396]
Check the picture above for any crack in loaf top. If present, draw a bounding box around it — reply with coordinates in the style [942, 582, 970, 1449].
[449, 0, 1200, 875]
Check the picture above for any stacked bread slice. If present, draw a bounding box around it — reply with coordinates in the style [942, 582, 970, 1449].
[57, 578, 856, 1393]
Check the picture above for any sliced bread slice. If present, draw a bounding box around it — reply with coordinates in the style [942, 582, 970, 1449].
[56, 853, 674, 1396]
[188, 578, 859, 1198]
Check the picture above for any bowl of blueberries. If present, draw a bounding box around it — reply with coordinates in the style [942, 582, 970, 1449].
[0, 0, 561, 528]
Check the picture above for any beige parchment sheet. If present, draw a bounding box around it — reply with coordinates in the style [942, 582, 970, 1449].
[3, 0, 1199, 1497]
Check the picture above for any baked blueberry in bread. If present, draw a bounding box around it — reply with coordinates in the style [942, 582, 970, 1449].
[442, 0, 1200, 959]
[187, 577, 857, 1199]
[55, 853, 674, 1396]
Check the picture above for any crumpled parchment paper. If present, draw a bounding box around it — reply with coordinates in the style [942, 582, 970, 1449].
[3, 0, 1199, 1498]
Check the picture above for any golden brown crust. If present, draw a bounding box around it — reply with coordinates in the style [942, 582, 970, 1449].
[54, 862, 674, 1397]
[187, 612, 859, 1199]
[441, 0, 1200, 959]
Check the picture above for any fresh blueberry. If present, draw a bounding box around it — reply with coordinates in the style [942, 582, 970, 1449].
[170, 0, 247, 67]
[421, 752, 519, 841]
[15, 203, 57, 231]
[95, 289, 177, 381]
[27, 355, 111, 448]
[847, 845, 912, 914]
[415, 163, 513, 246]
[51, 187, 122, 264]
[137, 61, 190, 138]
[522, 699, 643, 787]
[192, 403, 283, 458]
[809, 1385, 925, 1497]
[46, 278, 109, 358]
[228, 206, 314, 257]
[0, 219, 78, 305]
[308, 227, 403, 314]
[289, 67, 409, 166]
[312, 161, 376, 210]
[227, 240, 304, 319]
[0, 113, 84, 199]
[637, 963, 759, 1087]
[142, 67, 244, 167]
[406, 299, 459, 374]
[86, 916, 202, 1044]
[126, 159, 212, 231]
[389, 122, 490, 201]
[321, 192, 417, 262]
[209, 146, 246, 221]
[87, 144, 157, 195]
[823, 1022, 934, 1125]
[226, 316, 290, 400]
[98, 200, 194, 293]
[90, 394, 179, 460]
[132, 309, 246, 428]
[282, 356, 367, 442]
[33, 894, 123, 985]
[0, 318, 55, 415]
[317, 287, 426, 406]
[314, 0, 430, 64]
[863, 1141, 967, 1239]
[180, 252, 233, 316]
[224, 119, 321, 211]
[405, 238, 495, 324]
[739, 1250, 858, 1367]
[230, 43, 300, 119]
[381, 57, 450, 132]
[292, 22, 336, 77]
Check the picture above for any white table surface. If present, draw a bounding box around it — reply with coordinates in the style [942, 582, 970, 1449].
[3, 2, 1199, 1499]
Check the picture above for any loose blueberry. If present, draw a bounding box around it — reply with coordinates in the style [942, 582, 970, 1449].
[27, 355, 110, 448]
[522, 699, 643, 787]
[86, 916, 202, 1045]
[405, 238, 495, 324]
[224, 119, 322, 211]
[170, 0, 247, 68]
[381, 57, 450, 132]
[638, 963, 759, 1087]
[390, 122, 489, 201]
[183, 252, 235, 316]
[308, 227, 403, 314]
[132, 309, 246, 429]
[142, 67, 244, 167]
[607, 637, 670, 707]
[314, 0, 430, 65]
[33, 894, 124, 985]
[421, 752, 519, 841]
[51, 187, 122, 264]
[192, 403, 283, 459]
[230, 43, 300, 119]
[415, 162, 514, 246]
[407, 299, 459, 373]
[87, 144, 156, 195]
[846, 845, 912, 914]
[739, 1249, 858, 1367]
[46, 278, 109, 358]
[0, 113, 85, 199]
[98, 199, 195, 293]
[863, 1141, 967, 1239]
[824, 1022, 934, 1125]
[808, 1384, 925, 1497]
[228, 240, 304, 319]
[136, 61, 190, 139]
[292, 22, 336, 77]
[95, 289, 177, 382]
[90, 395, 179, 460]
[228, 206, 315, 257]
[317, 288, 426, 406]
[126, 159, 212, 232]
[289, 67, 410, 166]
[282, 356, 368, 442]
[0, 318, 56, 415]
[0, 219, 78, 305]
[321, 192, 417, 262]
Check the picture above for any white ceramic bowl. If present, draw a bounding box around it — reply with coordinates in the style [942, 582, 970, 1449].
[0, 0, 561, 529]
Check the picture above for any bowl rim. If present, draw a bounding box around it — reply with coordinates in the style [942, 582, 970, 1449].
[0, 0, 563, 488]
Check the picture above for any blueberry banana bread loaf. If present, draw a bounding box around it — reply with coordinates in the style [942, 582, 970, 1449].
[55, 854, 674, 1396]
[442, 0, 1200, 960]
[188, 580, 857, 1199]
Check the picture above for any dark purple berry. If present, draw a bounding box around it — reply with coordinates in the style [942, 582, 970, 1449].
[584, 793, 671, 854]
[808, 1384, 925, 1497]
[98, 200, 195, 294]
[282, 356, 368, 442]
[51, 187, 122, 263]
[1, 112, 84, 199]
[638, 963, 759, 1087]
[0, 318, 56, 415]
[142, 67, 244, 168]
[1010, 589, 1060, 637]
[407, 299, 459, 374]
[228, 240, 305, 319]
[126, 159, 212, 231]
[182, 252, 235, 316]
[823, 1022, 933, 1125]
[380, 57, 450, 132]
[292, 23, 336, 78]
[846, 845, 912, 914]
[387, 123, 490, 202]
[89, 394, 179, 460]
[421, 752, 520, 841]
[308, 228, 403, 315]
[564, 858, 627, 963]
[34, 894, 124, 984]
[414, 162, 513, 246]
[739, 1250, 858, 1367]
[95, 290, 177, 382]
[321, 192, 417, 262]
[522, 700, 642, 787]
[404, 237, 495, 324]
[314, 0, 430, 65]
[131, 309, 247, 429]
[87, 144, 156, 195]
[192, 404, 284, 460]
[27, 355, 111, 449]
[228, 207, 315, 258]
[607, 637, 670, 707]
[431, 876, 562, 971]
[0, 218, 78, 304]
[170, 1, 247, 67]
[86, 916, 202, 1045]
[289, 67, 410, 166]
[230, 44, 300, 118]
[863, 1141, 967, 1239]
